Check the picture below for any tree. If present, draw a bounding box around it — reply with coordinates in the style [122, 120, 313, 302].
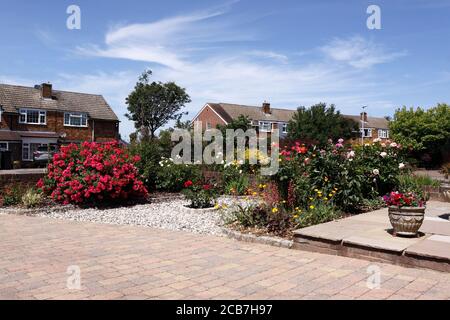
[288, 103, 359, 145]
[126, 70, 191, 140]
[390, 104, 450, 165]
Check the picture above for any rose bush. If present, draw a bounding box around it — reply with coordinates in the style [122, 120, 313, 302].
[37, 141, 148, 205]
[181, 180, 219, 208]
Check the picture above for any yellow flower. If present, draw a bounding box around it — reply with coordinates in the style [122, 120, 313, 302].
[309, 197, 314, 201]
[314, 189, 319, 192]
[293, 215, 299, 219]
[272, 208, 279, 213]
[317, 194, 322, 197]
[252, 192, 258, 196]
[309, 205, 315, 209]
[329, 194, 333, 197]
[214, 204, 220, 209]
[324, 177, 329, 182]
[324, 197, 329, 201]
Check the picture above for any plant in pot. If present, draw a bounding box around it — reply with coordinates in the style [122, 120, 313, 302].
[182, 180, 219, 209]
[383, 191, 427, 237]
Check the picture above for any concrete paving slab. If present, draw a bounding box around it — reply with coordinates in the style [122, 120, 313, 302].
[406, 238, 450, 261]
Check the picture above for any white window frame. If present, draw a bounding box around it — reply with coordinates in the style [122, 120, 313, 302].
[205, 121, 212, 130]
[0, 141, 8, 151]
[19, 108, 47, 125]
[64, 112, 88, 127]
[360, 128, 372, 138]
[259, 121, 272, 132]
[282, 123, 288, 134]
[378, 129, 389, 139]
[22, 143, 31, 161]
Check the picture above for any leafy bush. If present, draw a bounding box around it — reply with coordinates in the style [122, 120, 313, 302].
[129, 140, 170, 189]
[37, 141, 148, 206]
[294, 202, 342, 229]
[182, 180, 219, 208]
[156, 158, 201, 192]
[1, 184, 26, 207]
[22, 188, 43, 208]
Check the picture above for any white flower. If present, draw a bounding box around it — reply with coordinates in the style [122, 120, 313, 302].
[399, 163, 405, 169]
[380, 152, 387, 158]
[373, 169, 380, 175]
[373, 138, 381, 143]
[239, 170, 243, 174]
[381, 143, 386, 147]
[347, 151, 355, 159]
[390, 142, 398, 148]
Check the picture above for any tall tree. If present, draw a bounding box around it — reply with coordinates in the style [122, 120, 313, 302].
[390, 104, 450, 164]
[126, 70, 191, 140]
[288, 103, 358, 145]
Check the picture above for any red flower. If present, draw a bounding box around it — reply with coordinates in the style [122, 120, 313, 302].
[184, 180, 193, 188]
[203, 184, 212, 191]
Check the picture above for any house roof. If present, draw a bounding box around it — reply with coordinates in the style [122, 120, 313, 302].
[203, 102, 389, 129]
[207, 103, 297, 123]
[342, 115, 389, 129]
[0, 130, 21, 141]
[0, 84, 119, 121]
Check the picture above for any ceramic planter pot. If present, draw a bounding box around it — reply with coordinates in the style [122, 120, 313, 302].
[388, 206, 425, 237]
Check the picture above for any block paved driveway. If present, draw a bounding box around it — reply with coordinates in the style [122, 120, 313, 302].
[1, 214, 450, 300]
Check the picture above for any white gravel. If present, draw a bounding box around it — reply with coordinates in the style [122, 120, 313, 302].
[34, 199, 227, 236]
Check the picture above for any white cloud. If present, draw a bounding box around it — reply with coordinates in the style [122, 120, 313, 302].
[321, 36, 407, 69]
[71, 6, 410, 140]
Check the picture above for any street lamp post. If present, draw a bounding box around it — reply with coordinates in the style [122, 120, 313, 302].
[361, 106, 367, 146]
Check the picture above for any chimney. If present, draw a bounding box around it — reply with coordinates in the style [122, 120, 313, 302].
[360, 112, 368, 123]
[262, 101, 271, 114]
[41, 82, 52, 99]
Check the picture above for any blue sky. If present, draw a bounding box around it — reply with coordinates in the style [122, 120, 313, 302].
[1, 0, 450, 139]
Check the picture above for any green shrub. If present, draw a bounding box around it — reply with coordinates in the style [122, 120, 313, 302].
[2, 184, 26, 206]
[294, 202, 342, 229]
[130, 141, 167, 189]
[156, 158, 201, 192]
[21, 188, 43, 208]
[224, 175, 250, 196]
[181, 180, 219, 209]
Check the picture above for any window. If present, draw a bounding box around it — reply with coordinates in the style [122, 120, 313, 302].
[19, 109, 46, 125]
[22, 143, 30, 161]
[259, 121, 271, 132]
[22, 143, 49, 161]
[205, 121, 212, 130]
[0, 142, 8, 151]
[282, 123, 288, 134]
[378, 129, 389, 139]
[64, 112, 88, 127]
[360, 128, 372, 138]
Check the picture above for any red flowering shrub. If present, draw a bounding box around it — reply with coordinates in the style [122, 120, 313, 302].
[181, 180, 219, 209]
[37, 141, 148, 205]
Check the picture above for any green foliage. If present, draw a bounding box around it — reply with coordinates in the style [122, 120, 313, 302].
[294, 202, 342, 229]
[2, 184, 27, 206]
[390, 104, 450, 163]
[224, 175, 250, 196]
[21, 188, 43, 208]
[217, 115, 251, 133]
[126, 70, 191, 139]
[156, 158, 201, 192]
[182, 181, 219, 209]
[288, 103, 359, 145]
[130, 140, 167, 189]
[224, 202, 293, 236]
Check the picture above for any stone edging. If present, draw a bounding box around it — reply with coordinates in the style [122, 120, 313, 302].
[222, 228, 293, 249]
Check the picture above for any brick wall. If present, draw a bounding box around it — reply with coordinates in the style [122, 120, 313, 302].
[194, 105, 227, 130]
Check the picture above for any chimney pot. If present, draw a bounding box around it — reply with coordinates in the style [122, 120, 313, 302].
[361, 112, 368, 122]
[41, 82, 52, 99]
[262, 101, 271, 114]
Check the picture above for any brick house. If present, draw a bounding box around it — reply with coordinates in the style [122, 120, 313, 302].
[191, 102, 390, 141]
[0, 83, 119, 167]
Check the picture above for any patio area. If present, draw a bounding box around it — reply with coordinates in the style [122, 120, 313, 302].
[294, 201, 450, 272]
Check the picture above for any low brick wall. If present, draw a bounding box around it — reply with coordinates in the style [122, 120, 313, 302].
[0, 172, 45, 192]
[423, 185, 450, 202]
